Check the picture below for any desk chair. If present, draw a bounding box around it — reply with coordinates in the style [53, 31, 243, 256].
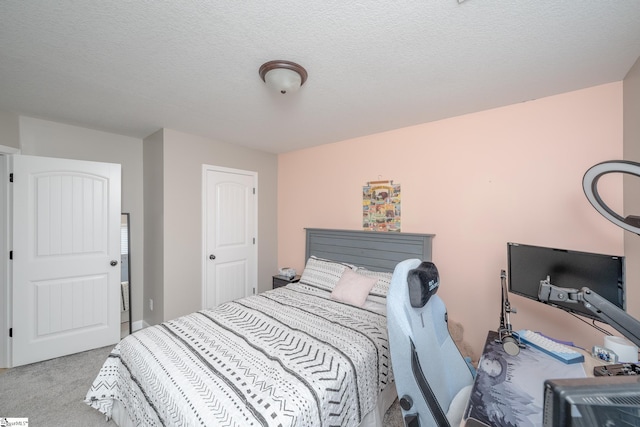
[387, 259, 475, 427]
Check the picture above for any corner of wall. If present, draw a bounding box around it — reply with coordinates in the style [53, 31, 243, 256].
[0, 111, 20, 150]
[623, 55, 640, 321]
[143, 130, 165, 326]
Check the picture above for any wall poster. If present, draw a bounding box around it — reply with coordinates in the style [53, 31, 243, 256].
[362, 180, 401, 232]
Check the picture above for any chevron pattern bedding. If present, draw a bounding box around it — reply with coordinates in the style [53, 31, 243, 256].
[85, 282, 391, 426]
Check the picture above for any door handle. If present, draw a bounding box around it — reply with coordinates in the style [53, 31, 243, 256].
[110, 260, 118, 266]
[209, 254, 216, 260]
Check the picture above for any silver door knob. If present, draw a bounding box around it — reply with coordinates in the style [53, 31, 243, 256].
[209, 254, 216, 260]
[110, 260, 118, 266]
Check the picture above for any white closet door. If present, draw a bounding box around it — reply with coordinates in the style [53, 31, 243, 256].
[203, 166, 257, 308]
[12, 154, 121, 367]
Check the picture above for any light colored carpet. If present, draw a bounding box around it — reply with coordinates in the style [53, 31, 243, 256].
[0, 345, 403, 426]
[383, 398, 403, 426]
[0, 345, 116, 426]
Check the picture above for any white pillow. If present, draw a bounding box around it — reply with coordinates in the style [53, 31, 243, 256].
[355, 269, 393, 304]
[299, 256, 355, 292]
[330, 269, 378, 307]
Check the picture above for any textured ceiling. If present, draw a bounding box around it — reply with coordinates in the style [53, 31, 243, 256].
[1, 1, 640, 154]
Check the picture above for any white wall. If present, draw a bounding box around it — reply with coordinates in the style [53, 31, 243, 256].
[0, 116, 279, 331]
[143, 129, 278, 323]
[142, 129, 164, 326]
[0, 111, 20, 149]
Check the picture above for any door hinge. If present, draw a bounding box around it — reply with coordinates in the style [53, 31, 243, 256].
[9, 173, 13, 183]
[253, 238, 255, 244]
[253, 187, 255, 195]
[9, 328, 12, 337]
[253, 287, 256, 295]
[9, 250, 12, 260]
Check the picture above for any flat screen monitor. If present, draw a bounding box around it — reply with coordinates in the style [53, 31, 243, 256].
[507, 242, 625, 321]
[543, 376, 640, 427]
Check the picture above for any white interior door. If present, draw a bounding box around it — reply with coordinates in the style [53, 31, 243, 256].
[203, 165, 257, 309]
[11, 154, 121, 367]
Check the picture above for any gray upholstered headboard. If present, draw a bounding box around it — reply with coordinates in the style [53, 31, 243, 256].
[305, 228, 435, 273]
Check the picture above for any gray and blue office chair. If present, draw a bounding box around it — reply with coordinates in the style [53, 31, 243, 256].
[387, 259, 475, 427]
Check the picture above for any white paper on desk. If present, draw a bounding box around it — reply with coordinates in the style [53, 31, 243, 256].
[470, 340, 586, 427]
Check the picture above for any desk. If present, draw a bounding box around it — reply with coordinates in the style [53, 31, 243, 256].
[463, 331, 592, 427]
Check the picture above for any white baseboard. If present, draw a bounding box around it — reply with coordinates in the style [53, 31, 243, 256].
[132, 320, 147, 332]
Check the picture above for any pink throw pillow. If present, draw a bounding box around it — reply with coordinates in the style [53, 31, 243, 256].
[330, 269, 377, 307]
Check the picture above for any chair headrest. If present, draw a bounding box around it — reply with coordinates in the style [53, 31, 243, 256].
[407, 261, 440, 308]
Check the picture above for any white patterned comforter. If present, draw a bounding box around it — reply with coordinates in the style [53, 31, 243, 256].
[85, 283, 391, 426]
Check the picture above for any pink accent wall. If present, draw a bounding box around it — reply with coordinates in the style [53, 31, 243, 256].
[278, 83, 624, 354]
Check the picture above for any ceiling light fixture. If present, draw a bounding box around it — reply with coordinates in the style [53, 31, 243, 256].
[259, 60, 308, 95]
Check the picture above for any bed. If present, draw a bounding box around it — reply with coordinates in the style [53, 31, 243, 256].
[86, 228, 434, 426]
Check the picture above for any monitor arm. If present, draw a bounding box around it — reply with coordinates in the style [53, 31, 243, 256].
[538, 277, 640, 348]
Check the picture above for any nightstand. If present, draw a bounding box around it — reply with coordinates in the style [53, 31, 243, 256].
[272, 274, 301, 289]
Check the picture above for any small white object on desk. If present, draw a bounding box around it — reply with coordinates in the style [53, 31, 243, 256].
[604, 335, 639, 363]
[592, 345, 618, 363]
